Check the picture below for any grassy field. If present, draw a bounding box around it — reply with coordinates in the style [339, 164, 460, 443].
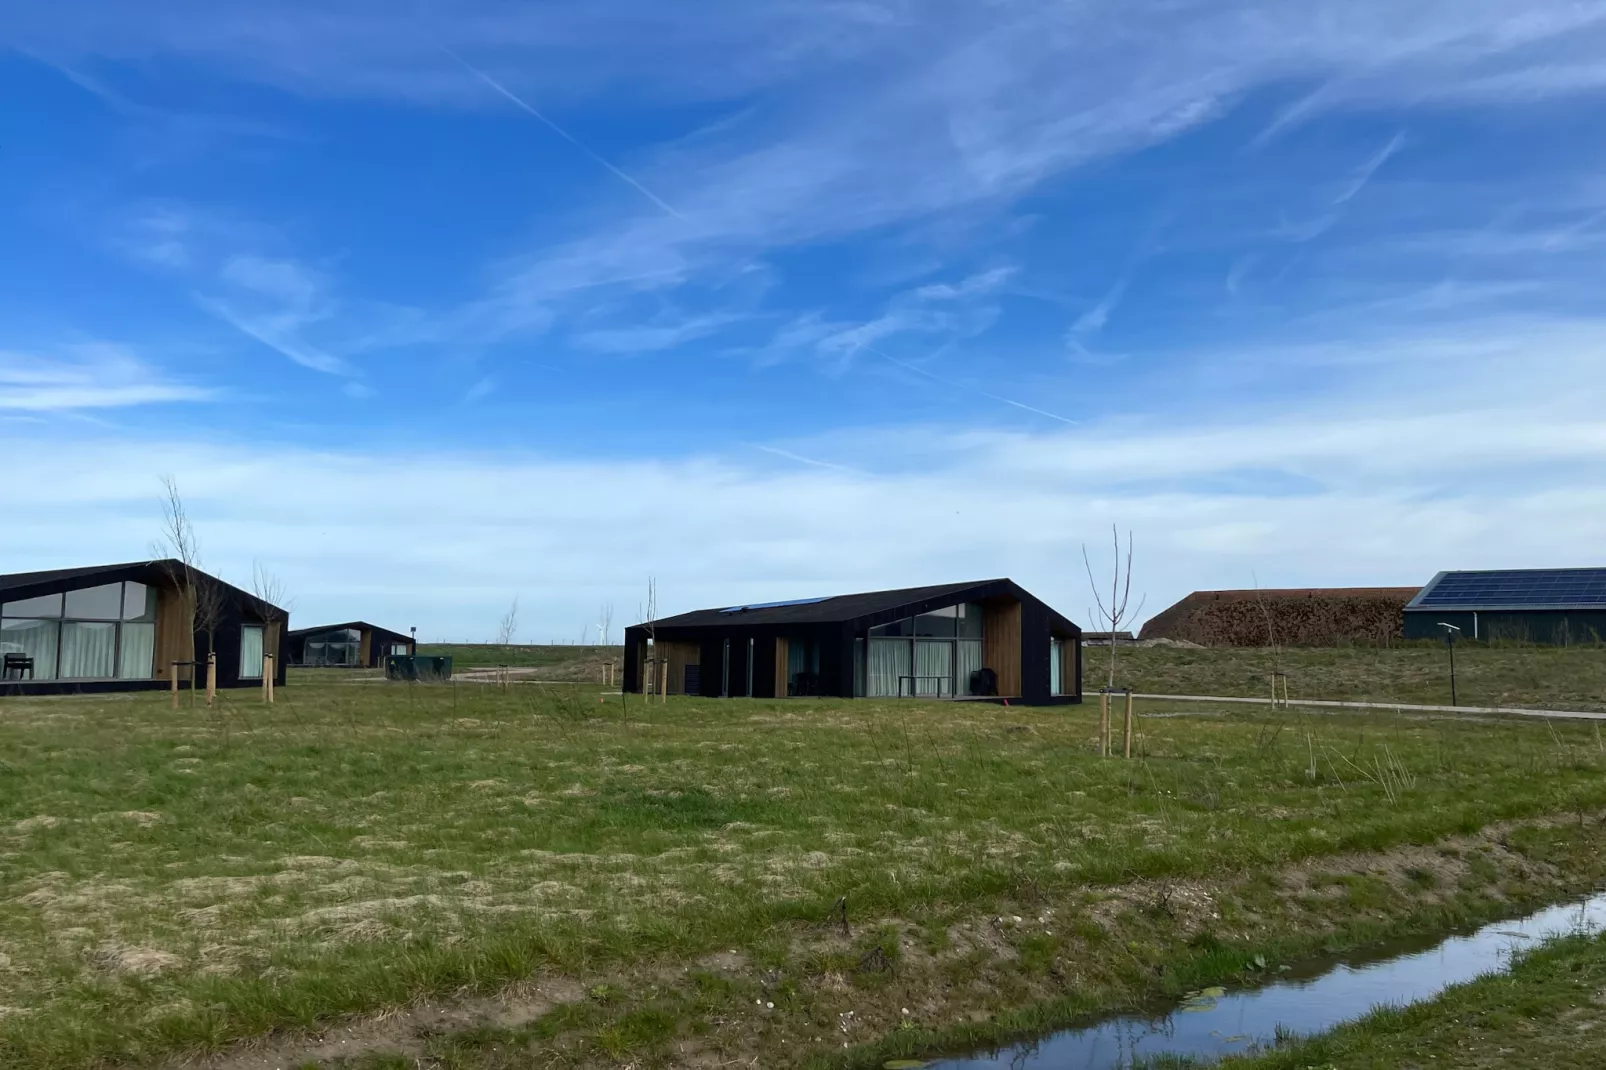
[1101, 641, 1606, 711]
[411, 639, 1606, 709]
[1, 645, 1605, 1068]
[415, 643, 619, 675]
[1218, 930, 1606, 1069]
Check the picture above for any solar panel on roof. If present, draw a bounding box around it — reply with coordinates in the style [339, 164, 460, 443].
[1413, 569, 1606, 609]
[719, 596, 832, 614]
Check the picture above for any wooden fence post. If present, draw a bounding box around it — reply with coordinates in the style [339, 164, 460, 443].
[1123, 690, 1134, 759]
[263, 654, 274, 704]
[660, 659, 668, 703]
[171, 662, 179, 710]
[205, 653, 217, 707]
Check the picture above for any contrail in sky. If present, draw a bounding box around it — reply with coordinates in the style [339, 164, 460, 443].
[864, 345, 1078, 426]
[438, 44, 685, 221]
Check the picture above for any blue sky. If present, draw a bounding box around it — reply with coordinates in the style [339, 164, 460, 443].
[4, 1, 1606, 640]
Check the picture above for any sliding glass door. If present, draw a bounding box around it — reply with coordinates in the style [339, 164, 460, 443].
[866, 603, 986, 697]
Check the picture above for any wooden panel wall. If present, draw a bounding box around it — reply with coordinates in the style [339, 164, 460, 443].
[662, 641, 700, 695]
[774, 637, 789, 697]
[359, 628, 373, 666]
[153, 582, 193, 682]
[982, 599, 1023, 696]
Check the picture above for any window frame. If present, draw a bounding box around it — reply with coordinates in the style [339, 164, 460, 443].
[2, 580, 166, 681]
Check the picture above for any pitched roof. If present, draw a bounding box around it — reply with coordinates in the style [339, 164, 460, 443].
[0, 561, 158, 593]
[287, 621, 412, 640]
[0, 559, 289, 618]
[642, 579, 1017, 629]
[1407, 568, 1606, 612]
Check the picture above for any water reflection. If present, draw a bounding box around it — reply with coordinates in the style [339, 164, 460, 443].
[934, 895, 1606, 1069]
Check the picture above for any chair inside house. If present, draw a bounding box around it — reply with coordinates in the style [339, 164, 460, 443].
[789, 670, 821, 696]
[3, 652, 36, 680]
[969, 666, 998, 697]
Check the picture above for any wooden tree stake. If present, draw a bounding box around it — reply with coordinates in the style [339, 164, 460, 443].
[171, 662, 179, 709]
[205, 652, 217, 707]
[1099, 691, 1110, 757]
[1123, 690, 1134, 759]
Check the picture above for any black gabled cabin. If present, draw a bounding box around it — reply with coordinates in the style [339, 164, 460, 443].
[1, 559, 288, 696]
[623, 578, 1081, 706]
[286, 621, 415, 668]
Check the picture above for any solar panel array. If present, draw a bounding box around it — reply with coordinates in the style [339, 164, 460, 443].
[1413, 569, 1606, 609]
[719, 596, 831, 614]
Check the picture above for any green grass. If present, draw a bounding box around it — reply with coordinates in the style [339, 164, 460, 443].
[2, 644, 1606, 1067]
[1104, 641, 1606, 710]
[416, 642, 620, 672]
[1218, 930, 1606, 1069]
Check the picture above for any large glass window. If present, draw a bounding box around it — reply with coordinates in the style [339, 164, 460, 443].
[119, 623, 156, 679]
[865, 605, 986, 698]
[65, 583, 124, 620]
[956, 639, 983, 695]
[915, 640, 953, 696]
[122, 583, 157, 621]
[239, 626, 265, 679]
[2, 581, 168, 681]
[785, 638, 822, 696]
[1050, 640, 1065, 696]
[1, 618, 60, 680]
[868, 638, 912, 697]
[302, 628, 360, 667]
[2, 593, 63, 618]
[60, 621, 117, 678]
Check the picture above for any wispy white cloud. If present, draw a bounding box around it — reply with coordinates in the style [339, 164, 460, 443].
[4, 316, 1603, 637]
[572, 313, 741, 354]
[1068, 275, 1130, 339]
[0, 343, 211, 410]
[752, 444, 865, 474]
[116, 207, 370, 379]
[1333, 131, 1407, 205]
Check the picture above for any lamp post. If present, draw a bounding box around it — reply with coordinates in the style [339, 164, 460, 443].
[1438, 622, 1461, 706]
[410, 625, 417, 653]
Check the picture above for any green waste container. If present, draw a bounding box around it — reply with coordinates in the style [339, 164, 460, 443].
[385, 654, 453, 682]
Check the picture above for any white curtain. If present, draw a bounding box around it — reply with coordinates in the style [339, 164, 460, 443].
[1050, 640, 1064, 695]
[59, 621, 116, 678]
[868, 638, 910, 697]
[915, 640, 953, 696]
[956, 640, 983, 696]
[1, 619, 59, 680]
[118, 623, 156, 679]
[239, 626, 265, 679]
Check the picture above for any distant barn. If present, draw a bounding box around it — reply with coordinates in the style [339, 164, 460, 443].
[1404, 568, 1606, 645]
[1139, 588, 1420, 647]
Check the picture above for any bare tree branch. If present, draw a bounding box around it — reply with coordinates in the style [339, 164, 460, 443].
[494, 597, 520, 647]
[1082, 526, 1141, 694]
[154, 475, 226, 660]
[251, 561, 293, 613]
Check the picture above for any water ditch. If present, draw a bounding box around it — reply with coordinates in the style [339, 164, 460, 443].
[931, 891, 1606, 1069]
